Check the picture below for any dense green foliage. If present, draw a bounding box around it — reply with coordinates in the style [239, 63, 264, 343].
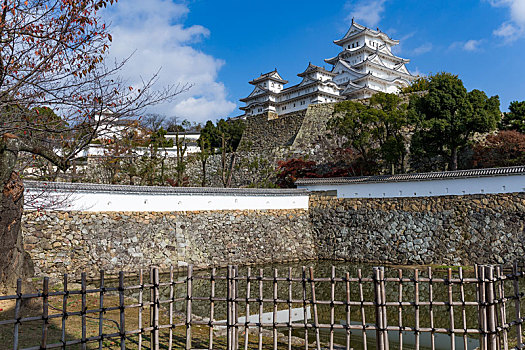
[329, 92, 409, 174]
[327, 73, 509, 175]
[409, 72, 501, 170]
[500, 101, 525, 133]
[402, 76, 430, 93]
[196, 118, 245, 187]
[198, 118, 245, 153]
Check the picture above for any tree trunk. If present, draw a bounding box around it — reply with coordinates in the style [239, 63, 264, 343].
[0, 171, 34, 293]
[201, 158, 207, 187]
[226, 153, 236, 188]
[450, 147, 458, 171]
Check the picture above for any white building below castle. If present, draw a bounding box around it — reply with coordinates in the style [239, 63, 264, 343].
[240, 20, 416, 117]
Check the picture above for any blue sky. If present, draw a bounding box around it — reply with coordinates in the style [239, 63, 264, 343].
[104, 0, 525, 123]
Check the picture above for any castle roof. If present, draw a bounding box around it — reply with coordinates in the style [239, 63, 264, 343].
[353, 57, 415, 80]
[341, 81, 371, 94]
[240, 85, 278, 102]
[249, 69, 288, 85]
[351, 72, 411, 86]
[334, 60, 367, 78]
[26, 180, 308, 196]
[325, 44, 409, 66]
[297, 63, 337, 77]
[334, 20, 399, 47]
[295, 166, 525, 186]
[281, 77, 341, 94]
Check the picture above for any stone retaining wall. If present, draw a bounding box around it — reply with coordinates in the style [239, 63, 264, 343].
[310, 193, 525, 265]
[21, 192, 525, 278]
[22, 209, 315, 278]
[238, 110, 307, 152]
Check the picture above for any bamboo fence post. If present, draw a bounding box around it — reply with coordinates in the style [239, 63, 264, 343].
[81, 272, 87, 350]
[513, 263, 522, 349]
[358, 269, 368, 350]
[309, 267, 321, 350]
[227, 266, 232, 350]
[41, 277, 49, 349]
[209, 267, 216, 350]
[152, 267, 160, 350]
[302, 266, 309, 350]
[119, 271, 126, 350]
[150, 267, 153, 349]
[258, 268, 264, 350]
[329, 266, 336, 350]
[448, 268, 456, 350]
[138, 269, 143, 350]
[244, 267, 251, 350]
[458, 267, 468, 350]
[475, 264, 481, 347]
[273, 268, 278, 350]
[398, 269, 404, 350]
[380, 268, 389, 350]
[149, 266, 155, 349]
[235, 266, 240, 350]
[478, 265, 488, 350]
[186, 265, 193, 350]
[13, 279, 22, 350]
[61, 274, 68, 349]
[169, 266, 174, 350]
[373, 267, 385, 350]
[345, 271, 351, 350]
[428, 267, 435, 350]
[496, 266, 508, 350]
[99, 270, 105, 350]
[485, 266, 497, 350]
[414, 269, 420, 350]
[288, 267, 293, 350]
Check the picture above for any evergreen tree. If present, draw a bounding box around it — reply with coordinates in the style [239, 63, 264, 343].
[409, 73, 500, 171]
[500, 101, 525, 133]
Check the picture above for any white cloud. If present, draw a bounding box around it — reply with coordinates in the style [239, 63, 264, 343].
[103, 0, 236, 123]
[411, 67, 427, 77]
[488, 0, 525, 42]
[411, 43, 433, 55]
[345, 0, 387, 27]
[463, 39, 483, 51]
[449, 39, 483, 51]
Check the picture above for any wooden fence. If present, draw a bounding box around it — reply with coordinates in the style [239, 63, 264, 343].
[1, 263, 525, 349]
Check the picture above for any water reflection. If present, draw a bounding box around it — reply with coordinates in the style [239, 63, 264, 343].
[114, 260, 522, 349]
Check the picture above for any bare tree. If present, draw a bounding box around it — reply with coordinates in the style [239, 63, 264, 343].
[0, 0, 189, 292]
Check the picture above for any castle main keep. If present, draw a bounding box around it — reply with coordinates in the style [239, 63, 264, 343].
[240, 20, 416, 117]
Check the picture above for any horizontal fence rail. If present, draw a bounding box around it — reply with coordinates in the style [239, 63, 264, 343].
[1, 264, 525, 349]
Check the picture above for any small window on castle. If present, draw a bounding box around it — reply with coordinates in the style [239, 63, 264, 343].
[293, 103, 296, 107]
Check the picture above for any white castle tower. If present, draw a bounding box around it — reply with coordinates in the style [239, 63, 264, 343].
[325, 19, 416, 99]
[240, 20, 415, 117]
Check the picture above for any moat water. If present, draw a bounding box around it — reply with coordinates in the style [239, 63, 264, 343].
[118, 260, 520, 349]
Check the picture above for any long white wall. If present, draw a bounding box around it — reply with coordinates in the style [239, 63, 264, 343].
[82, 144, 201, 157]
[24, 182, 310, 212]
[297, 174, 525, 199]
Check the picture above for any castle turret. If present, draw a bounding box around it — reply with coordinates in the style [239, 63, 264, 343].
[240, 70, 288, 116]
